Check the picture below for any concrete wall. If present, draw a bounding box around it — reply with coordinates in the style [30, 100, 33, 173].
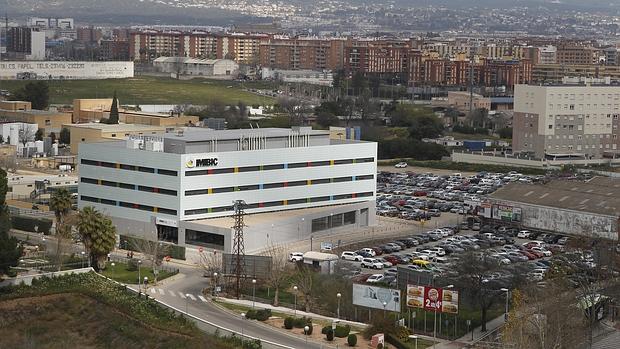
[491, 199, 618, 241]
[451, 151, 620, 168]
[0, 268, 93, 288]
[0, 61, 134, 80]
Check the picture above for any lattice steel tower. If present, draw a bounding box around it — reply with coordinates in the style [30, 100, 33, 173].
[231, 200, 246, 299]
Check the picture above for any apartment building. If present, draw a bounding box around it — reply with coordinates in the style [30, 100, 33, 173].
[556, 44, 602, 65]
[258, 37, 345, 70]
[512, 81, 620, 159]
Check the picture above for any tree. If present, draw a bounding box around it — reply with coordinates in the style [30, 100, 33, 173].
[278, 96, 310, 126]
[408, 114, 444, 140]
[35, 129, 44, 141]
[101, 91, 120, 124]
[294, 264, 314, 312]
[59, 127, 70, 145]
[49, 132, 57, 144]
[262, 242, 292, 307]
[316, 112, 339, 128]
[467, 108, 490, 129]
[498, 127, 513, 139]
[0, 135, 3, 144]
[18, 125, 35, 148]
[11, 81, 50, 109]
[450, 251, 503, 332]
[130, 238, 170, 284]
[77, 206, 116, 271]
[503, 280, 588, 349]
[0, 168, 20, 276]
[50, 188, 74, 271]
[351, 72, 368, 96]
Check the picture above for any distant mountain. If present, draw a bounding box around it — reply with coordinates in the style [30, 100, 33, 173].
[390, 0, 617, 9]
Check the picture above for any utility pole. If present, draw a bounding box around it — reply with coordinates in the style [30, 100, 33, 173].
[469, 49, 475, 116]
[231, 200, 247, 299]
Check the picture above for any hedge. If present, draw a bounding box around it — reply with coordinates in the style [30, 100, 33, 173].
[347, 334, 357, 347]
[10, 215, 53, 234]
[120, 235, 186, 260]
[335, 324, 351, 338]
[284, 317, 294, 329]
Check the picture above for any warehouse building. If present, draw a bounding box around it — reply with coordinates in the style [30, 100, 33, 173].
[484, 177, 620, 241]
[77, 127, 377, 254]
[153, 57, 238, 77]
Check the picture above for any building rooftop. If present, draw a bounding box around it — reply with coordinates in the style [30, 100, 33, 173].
[489, 177, 620, 217]
[163, 127, 328, 142]
[68, 122, 165, 132]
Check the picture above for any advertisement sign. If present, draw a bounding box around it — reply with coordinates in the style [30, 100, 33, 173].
[492, 204, 522, 222]
[424, 286, 443, 312]
[352, 284, 401, 312]
[0, 61, 134, 80]
[441, 289, 460, 314]
[479, 201, 493, 219]
[407, 285, 459, 314]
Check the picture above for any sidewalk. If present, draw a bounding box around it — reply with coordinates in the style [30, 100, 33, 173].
[433, 315, 507, 349]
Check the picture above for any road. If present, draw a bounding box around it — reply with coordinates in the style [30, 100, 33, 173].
[143, 269, 328, 349]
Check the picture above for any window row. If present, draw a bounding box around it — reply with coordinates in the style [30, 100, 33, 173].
[80, 196, 177, 215]
[184, 191, 374, 216]
[81, 159, 178, 176]
[81, 178, 178, 196]
[184, 174, 374, 196]
[184, 157, 375, 177]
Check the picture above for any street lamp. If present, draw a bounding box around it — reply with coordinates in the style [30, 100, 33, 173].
[304, 325, 310, 343]
[186, 294, 191, 314]
[111, 262, 115, 274]
[213, 272, 218, 296]
[252, 279, 257, 309]
[293, 285, 298, 317]
[336, 292, 342, 319]
[143, 276, 148, 291]
[433, 285, 454, 348]
[240, 312, 246, 338]
[409, 335, 419, 349]
[500, 288, 510, 322]
[382, 301, 387, 317]
[137, 260, 142, 294]
[80, 251, 85, 268]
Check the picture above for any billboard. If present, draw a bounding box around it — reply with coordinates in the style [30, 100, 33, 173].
[406, 285, 459, 314]
[352, 284, 401, 312]
[222, 254, 272, 280]
[492, 204, 522, 222]
[0, 61, 134, 80]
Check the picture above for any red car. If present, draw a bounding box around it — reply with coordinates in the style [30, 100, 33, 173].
[413, 190, 427, 197]
[527, 249, 544, 258]
[371, 247, 384, 256]
[383, 255, 402, 265]
[520, 250, 537, 260]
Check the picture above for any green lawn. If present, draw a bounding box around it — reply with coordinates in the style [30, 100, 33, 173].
[0, 76, 274, 106]
[101, 262, 176, 285]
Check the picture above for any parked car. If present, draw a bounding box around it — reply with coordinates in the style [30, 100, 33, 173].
[366, 274, 386, 283]
[360, 248, 377, 257]
[395, 162, 408, 168]
[517, 230, 531, 238]
[341, 251, 363, 261]
[289, 252, 304, 262]
[361, 258, 384, 269]
[375, 257, 393, 268]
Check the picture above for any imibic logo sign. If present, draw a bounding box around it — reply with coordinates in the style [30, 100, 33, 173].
[186, 158, 218, 168]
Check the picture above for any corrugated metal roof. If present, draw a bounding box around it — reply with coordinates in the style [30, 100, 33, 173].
[489, 177, 620, 217]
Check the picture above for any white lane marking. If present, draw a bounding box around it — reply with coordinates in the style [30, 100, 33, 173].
[179, 292, 186, 299]
[198, 295, 207, 302]
[169, 290, 176, 297]
[149, 288, 156, 294]
[187, 294, 197, 301]
[159, 288, 165, 295]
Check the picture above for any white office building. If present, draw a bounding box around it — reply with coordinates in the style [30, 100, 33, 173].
[78, 127, 377, 254]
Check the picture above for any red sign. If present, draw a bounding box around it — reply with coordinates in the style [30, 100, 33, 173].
[165, 256, 171, 262]
[423, 287, 443, 312]
[199, 247, 204, 253]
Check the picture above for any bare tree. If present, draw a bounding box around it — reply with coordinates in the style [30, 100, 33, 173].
[199, 249, 223, 277]
[503, 279, 588, 349]
[277, 96, 310, 125]
[0, 153, 17, 173]
[260, 241, 292, 307]
[130, 239, 170, 284]
[19, 125, 35, 156]
[294, 264, 314, 312]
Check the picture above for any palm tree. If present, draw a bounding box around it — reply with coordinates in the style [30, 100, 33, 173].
[77, 206, 116, 271]
[49, 188, 74, 270]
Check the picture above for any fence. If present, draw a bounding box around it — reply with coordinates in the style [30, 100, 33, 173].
[0, 267, 93, 287]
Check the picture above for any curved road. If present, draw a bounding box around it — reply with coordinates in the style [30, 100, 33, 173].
[146, 269, 328, 349]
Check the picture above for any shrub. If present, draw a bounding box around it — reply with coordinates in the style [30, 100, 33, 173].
[321, 325, 331, 334]
[326, 328, 334, 341]
[293, 316, 312, 328]
[335, 324, 351, 338]
[377, 344, 383, 349]
[255, 309, 271, 321]
[347, 334, 357, 347]
[126, 259, 139, 272]
[283, 317, 294, 329]
[245, 309, 257, 320]
[10, 216, 53, 234]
